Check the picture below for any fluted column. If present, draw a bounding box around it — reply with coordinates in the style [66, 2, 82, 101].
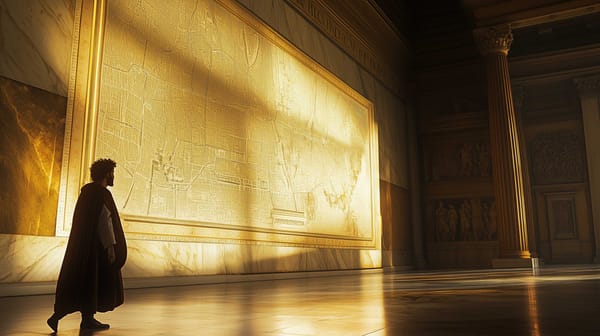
[512, 86, 538, 258]
[574, 75, 600, 263]
[475, 25, 531, 266]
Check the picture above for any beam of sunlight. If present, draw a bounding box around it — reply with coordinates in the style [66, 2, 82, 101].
[87, 0, 378, 246]
[527, 283, 540, 336]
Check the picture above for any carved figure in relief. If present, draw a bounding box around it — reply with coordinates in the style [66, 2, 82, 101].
[435, 201, 449, 241]
[470, 199, 483, 241]
[459, 200, 473, 240]
[48, 159, 127, 332]
[447, 204, 459, 241]
[481, 202, 490, 240]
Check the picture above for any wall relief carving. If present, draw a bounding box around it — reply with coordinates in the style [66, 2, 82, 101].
[428, 198, 497, 242]
[284, 0, 404, 94]
[428, 140, 492, 182]
[529, 131, 585, 185]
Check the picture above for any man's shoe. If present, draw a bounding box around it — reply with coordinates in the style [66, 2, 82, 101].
[80, 318, 110, 330]
[47, 316, 59, 332]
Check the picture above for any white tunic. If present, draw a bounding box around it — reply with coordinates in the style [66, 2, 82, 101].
[98, 204, 116, 248]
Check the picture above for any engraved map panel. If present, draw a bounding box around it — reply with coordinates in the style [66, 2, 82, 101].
[94, 0, 375, 240]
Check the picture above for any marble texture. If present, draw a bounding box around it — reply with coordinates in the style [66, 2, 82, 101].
[2, 266, 600, 335]
[0, 233, 381, 285]
[57, 0, 384, 257]
[0, 76, 66, 235]
[237, 0, 408, 187]
[0, 0, 75, 96]
[0, 0, 408, 287]
[94, 0, 378, 244]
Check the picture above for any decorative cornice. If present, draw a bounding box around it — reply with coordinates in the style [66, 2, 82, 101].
[474, 25, 513, 56]
[574, 75, 600, 96]
[284, 0, 404, 96]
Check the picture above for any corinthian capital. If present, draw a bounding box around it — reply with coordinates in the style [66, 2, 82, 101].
[474, 25, 513, 56]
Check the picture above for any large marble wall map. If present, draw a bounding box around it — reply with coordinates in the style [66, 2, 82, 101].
[94, 0, 376, 243]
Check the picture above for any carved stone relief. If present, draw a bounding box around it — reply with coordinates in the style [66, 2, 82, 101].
[428, 140, 492, 182]
[428, 198, 496, 242]
[529, 131, 586, 185]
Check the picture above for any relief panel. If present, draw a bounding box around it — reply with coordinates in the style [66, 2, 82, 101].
[426, 197, 497, 242]
[529, 131, 586, 185]
[425, 139, 492, 182]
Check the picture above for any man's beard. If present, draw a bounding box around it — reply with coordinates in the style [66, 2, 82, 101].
[107, 176, 114, 186]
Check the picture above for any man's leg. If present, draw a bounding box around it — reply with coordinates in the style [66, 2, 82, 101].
[46, 312, 66, 333]
[80, 311, 110, 330]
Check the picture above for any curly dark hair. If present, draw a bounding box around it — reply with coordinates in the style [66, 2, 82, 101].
[90, 158, 117, 182]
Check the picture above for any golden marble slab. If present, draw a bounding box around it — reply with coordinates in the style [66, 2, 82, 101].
[0, 76, 66, 236]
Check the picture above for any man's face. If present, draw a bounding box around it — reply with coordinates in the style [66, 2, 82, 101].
[107, 170, 115, 187]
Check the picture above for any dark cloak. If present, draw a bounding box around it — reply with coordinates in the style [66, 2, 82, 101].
[54, 182, 127, 315]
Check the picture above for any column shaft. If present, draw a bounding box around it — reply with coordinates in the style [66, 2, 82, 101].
[486, 53, 530, 258]
[475, 25, 532, 265]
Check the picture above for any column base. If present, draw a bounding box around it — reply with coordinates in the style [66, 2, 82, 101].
[492, 257, 539, 269]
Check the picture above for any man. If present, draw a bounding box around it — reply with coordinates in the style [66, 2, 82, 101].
[47, 158, 127, 332]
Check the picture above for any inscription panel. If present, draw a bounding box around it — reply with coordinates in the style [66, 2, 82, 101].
[91, 0, 377, 246]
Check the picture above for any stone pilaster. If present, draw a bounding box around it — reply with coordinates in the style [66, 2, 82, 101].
[474, 25, 531, 267]
[407, 103, 426, 269]
[574, 75, 600, 263]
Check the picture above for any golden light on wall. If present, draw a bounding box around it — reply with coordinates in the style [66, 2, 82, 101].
[57, 0, 380, 250]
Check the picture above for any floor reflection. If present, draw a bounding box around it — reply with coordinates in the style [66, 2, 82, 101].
[1, 265, 600, 335]
[527, 283, 540, 336]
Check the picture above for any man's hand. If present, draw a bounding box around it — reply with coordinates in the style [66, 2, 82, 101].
[107, 245, 116, 264]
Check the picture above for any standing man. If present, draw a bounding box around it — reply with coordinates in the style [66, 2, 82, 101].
[47, 158, 127, 332]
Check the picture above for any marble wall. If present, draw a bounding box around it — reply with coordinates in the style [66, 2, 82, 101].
[0, 76, 66, 236]
[89, 0, 378, 246]
[0, 0, 75, 96]
[236, 0, 408, 188]
[0, 233, 381, 284]
[380, 180, 413, 268]
[0, 0, 411, 287]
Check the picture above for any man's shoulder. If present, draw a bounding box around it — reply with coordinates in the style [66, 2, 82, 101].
[80, 182, 108, 198]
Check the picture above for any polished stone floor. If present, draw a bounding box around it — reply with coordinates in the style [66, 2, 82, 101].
[1, 265, 600, 335]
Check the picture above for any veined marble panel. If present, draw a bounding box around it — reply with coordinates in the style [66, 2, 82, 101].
[0, 0, 75, 96]
[0, 234, 381, 283]
[0, 76, 66, 235]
